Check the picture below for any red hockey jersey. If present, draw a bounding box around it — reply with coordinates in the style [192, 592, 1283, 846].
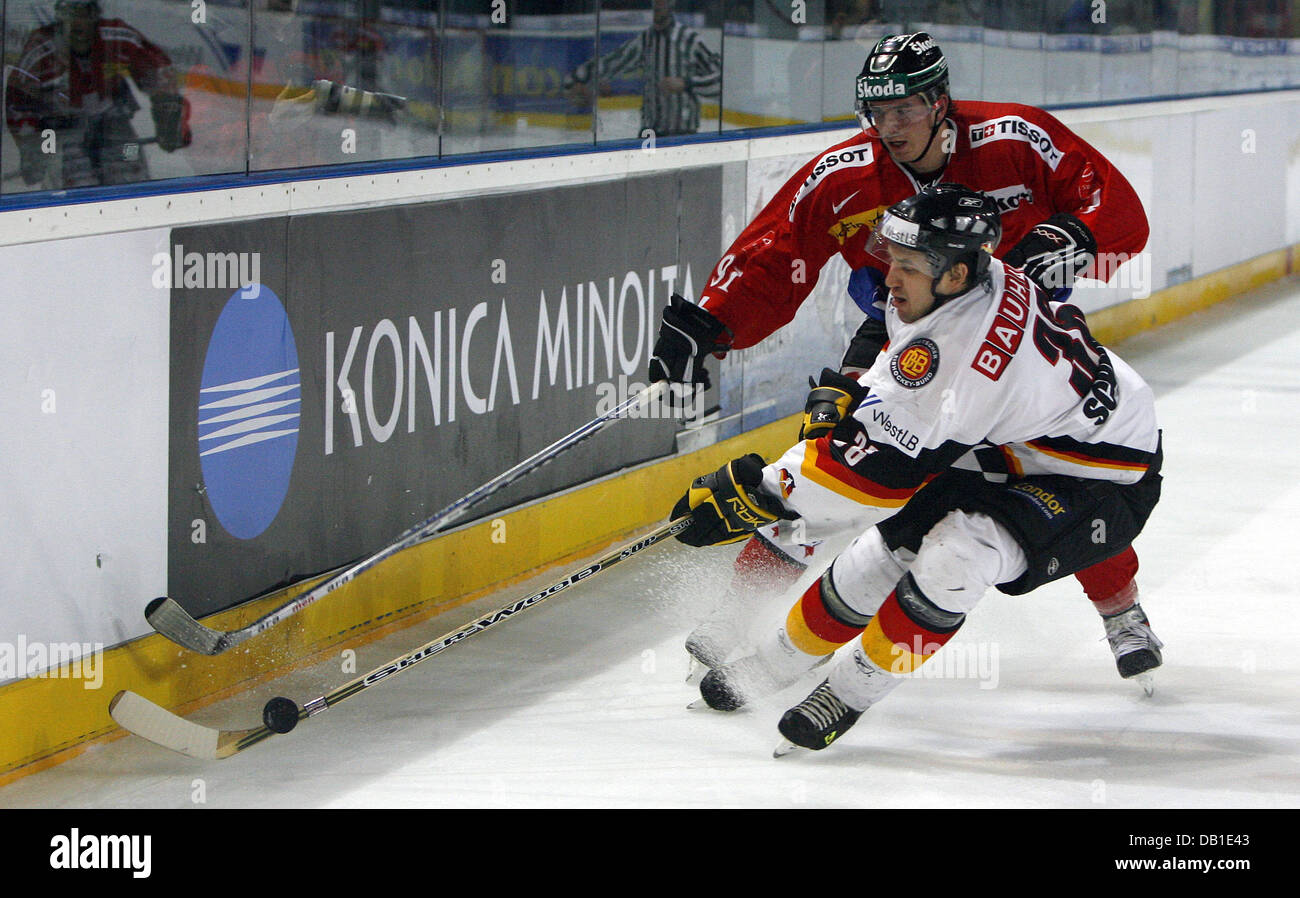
[6, 19, 179, 132]
[699, 100, 1149, 350]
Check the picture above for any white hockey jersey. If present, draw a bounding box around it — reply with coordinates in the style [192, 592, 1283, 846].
[760, 259, 1161, 539]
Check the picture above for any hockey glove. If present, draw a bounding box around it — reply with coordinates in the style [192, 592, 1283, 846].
[847, 265, 888, 321]
[649, 293, 732, 388]
[150, 94, 192, 152]
[799, 368, 869, 441]
[671, 454, 792, 547]
[839, 315, 888, 375]
[1003, 213, 1097, 300]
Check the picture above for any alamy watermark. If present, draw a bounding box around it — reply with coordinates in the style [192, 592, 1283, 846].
[888, 636, 1001, 689]
[152, 244, 261, 297]
[49, 829, 151, 878]
[0, 636, 104, 689]
[595, 374, 706, 424]
[1036, 251, 1153, 299]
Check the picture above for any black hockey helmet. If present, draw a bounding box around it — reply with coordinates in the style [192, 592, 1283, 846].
[855, 33, 949, 130]
[865, 184, 1002, 292]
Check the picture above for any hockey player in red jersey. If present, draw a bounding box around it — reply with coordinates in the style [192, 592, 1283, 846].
[5, 0, 192, 189]
[669, 185, 1163, 752]
[649, 32, 1159, 685]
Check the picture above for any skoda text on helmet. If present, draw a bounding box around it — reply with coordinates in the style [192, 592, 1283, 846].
[856, 32, 950, 165]
[866, 184, 1002, 304]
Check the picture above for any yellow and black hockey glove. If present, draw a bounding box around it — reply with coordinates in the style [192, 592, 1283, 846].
[798, 367, 869, 441]
[671, 453, 792, 547]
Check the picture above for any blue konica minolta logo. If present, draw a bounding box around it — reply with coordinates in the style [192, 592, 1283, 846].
[197, 285, 300, 539]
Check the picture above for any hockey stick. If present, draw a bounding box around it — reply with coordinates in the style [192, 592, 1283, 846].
[111, 516, 692, 760]
[147, 381, 672, 655]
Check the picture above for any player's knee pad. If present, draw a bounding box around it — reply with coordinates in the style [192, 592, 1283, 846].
[859, 571, 967, 675]
[827, 527, 912, 617]
[909, 511, 1026, 614]
[783, 567, 872, 657]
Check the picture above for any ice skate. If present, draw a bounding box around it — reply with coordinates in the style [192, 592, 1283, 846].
[774, 679, 863, 756]
[685, 532, 808, 676]
[690, 640, 830, 712]
[1103, 603, 1163, 696]
[684, 613, 748, 673]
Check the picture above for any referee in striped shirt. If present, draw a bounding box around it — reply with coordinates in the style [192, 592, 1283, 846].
[564, 0, 722, 137]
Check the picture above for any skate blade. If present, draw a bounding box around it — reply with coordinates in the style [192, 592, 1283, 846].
[687, 697, 710, 710]
[1134, 672, 1156, 697]
[685, 657, 709, 685]
[773, 739, 801, 758]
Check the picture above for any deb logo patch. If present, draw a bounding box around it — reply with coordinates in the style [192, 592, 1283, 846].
[198, 285, 301, 539]
[890, 338, 940, 388]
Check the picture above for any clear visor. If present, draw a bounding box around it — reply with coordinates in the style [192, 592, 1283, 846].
[854, 95, 936, 135]
[864, 216, 946, 278]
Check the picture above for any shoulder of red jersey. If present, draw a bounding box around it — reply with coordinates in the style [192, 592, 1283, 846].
[785, 130, 881, 221]
[955, 100, 1075, 172]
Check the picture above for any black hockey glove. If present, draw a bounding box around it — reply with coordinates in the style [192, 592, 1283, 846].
[1002, 213, 1097, 299]
[799, 367, 869, 441]
[671, 454, 793, 547]
[839, 315, 888, 376]
[648, 293, 731, 389]
[150, 94, 191, 152]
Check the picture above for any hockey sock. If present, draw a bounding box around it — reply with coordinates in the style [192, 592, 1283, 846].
[1075, 546, 1140, 615]
[858, 572, 966, 676]
[783, 568, 872, 658]
[733, 530, 808, 591]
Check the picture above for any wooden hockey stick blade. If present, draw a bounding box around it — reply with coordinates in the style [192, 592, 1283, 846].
[108, 691, 279, 760]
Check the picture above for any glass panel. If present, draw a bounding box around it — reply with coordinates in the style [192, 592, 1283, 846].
[441, 0, 597, 157]
[590, 0, 723, 142]
[821, 1, 878, 125]
[3, 0, 1298, 202]
[249, 0, 438, 173]
[980, 1, 1047, 107]
[721, 0, 827, 132]
[2, 0, 250, 194]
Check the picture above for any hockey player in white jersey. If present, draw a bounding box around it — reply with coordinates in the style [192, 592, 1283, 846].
[668, 184, 1163, 753]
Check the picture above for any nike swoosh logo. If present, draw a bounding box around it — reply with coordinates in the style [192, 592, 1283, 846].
[831, 191, 860, 214]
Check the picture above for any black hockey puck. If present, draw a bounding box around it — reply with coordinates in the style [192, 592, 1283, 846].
[262, 697, 300, 734]
[144, 597, 167, 619]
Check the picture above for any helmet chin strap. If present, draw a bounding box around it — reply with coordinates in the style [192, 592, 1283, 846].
[899, 97, 950, 170]
[928, 261, 977, 311]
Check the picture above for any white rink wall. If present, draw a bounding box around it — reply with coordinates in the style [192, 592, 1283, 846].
[1, 89, 1298, 664]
